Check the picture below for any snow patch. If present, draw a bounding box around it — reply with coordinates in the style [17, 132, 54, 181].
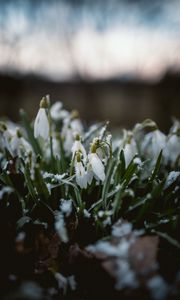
[112, 221, 132, 238]
[164, 171, 180, 189]
[147, 276, 169, 300]
[115, 260, 138, 290]
[55, 212, 68, 243]
[60, 199, 72, 217]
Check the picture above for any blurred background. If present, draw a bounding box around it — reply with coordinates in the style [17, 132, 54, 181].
[0, 0, 180, 131]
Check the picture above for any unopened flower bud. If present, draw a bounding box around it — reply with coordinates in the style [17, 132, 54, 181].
[40, 95, 50, 109]
[75, 133, 80, 141]
[71, 110, 79, 120]
[76, 151, 81, 162]
[16, 128, 22, 138]
[90, 143, 97, 153]
[0, 122, 7, 132]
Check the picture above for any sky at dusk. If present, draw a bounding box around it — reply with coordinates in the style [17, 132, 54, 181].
[0, 0, 180, 81]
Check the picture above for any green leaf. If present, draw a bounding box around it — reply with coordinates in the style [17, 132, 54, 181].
[59, 135, 67, 173]
[24, 162, 38, 203]
[112, 184, 123, 217]
[113, 149, 126, 187]
[20, 109, 42, 156]
[151, 230, 180, 249]
[102, 157, 116, 209]
[34, 166, 50, 201]
[122, 159, 138, 186]
[149, 150, 163, 183]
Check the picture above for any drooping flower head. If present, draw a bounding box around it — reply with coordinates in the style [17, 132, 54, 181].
[166, 120, 180, 166]
[62, 110, 84, 156]
[34, 96, 50, 141]
[141, 125, 166, 164]
[123, 131, 138, 167]
[9, 128, 25, 157]
[71, 133, 87, 161]
[74, 151, 88, 189]
[88, 139, 105, 182]
[50, 101, 69, 121]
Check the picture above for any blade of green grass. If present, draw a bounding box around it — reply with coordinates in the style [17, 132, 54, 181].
[20, 109, 42, 156]
[149, 150, 163, 183]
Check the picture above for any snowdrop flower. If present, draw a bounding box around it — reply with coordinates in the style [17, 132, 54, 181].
[9, 128, 25, 156]
[62, 111, 84, 155]
[88, 142, 105, 182]
[92, 137, 107, 160]
[70, 110, 84, 136]
[10, 128, 32, 157]
[74, 152, 87, 189]
[169, 119, 180, 135]
[133, 119, 157, 144]
[62, 110, 83, 136]
[52, 137, 61, 159]
[0, 123, 16, 153]
[63, 126, 74, 156]
[164, 119, 180, 165]
[112, 138, 123, 152]
[167, 133, 180, 166]
[96, 147, 104, 161]
[86, 162, 94, 185]
[0, 124, 32, 159]
[34, 98, 49, 141]
[141, 129, 166, 164]
[50, 101, 69, 121]
[123, 132, 138, 166]
[71, 134, 86, 160]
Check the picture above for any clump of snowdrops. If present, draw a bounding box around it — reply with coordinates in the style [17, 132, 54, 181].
[0, 95, 179, 247]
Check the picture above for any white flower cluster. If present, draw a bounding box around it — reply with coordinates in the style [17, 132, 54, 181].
[0, 99, 179, 193]
[72, 135, 108, 189]
[32, 99, 180, 182]
[33, 99, 110, 189]
[134, 119, 180, 166]
[113, 119, 180, 169]
[0, 122, 33, 163]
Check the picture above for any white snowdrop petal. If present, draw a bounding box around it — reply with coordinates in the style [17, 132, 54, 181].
[71, 140, 87, 158]
[86, 169, 94, 185]
[141, 129, 166, 164]
[10, 136, 19, 156]
[21, 138, 33, 154]
[34, 110, 41, 138]
[71, 119, 84, 135]
[124, 139, 137, 166]
[89, 153, 105, 182]
[64, 129, 74, 155]
[75, 162, 87, 189]
[77, 176, 87, 189]
[34, 108, 49, 140]
[51, 102, 70, 121]
[50, 101, 63, 120]
[167, 135, 180, 164]
[96, 147, 104, 160]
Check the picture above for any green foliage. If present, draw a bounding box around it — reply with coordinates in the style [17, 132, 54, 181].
[0, 100, 180, 249]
